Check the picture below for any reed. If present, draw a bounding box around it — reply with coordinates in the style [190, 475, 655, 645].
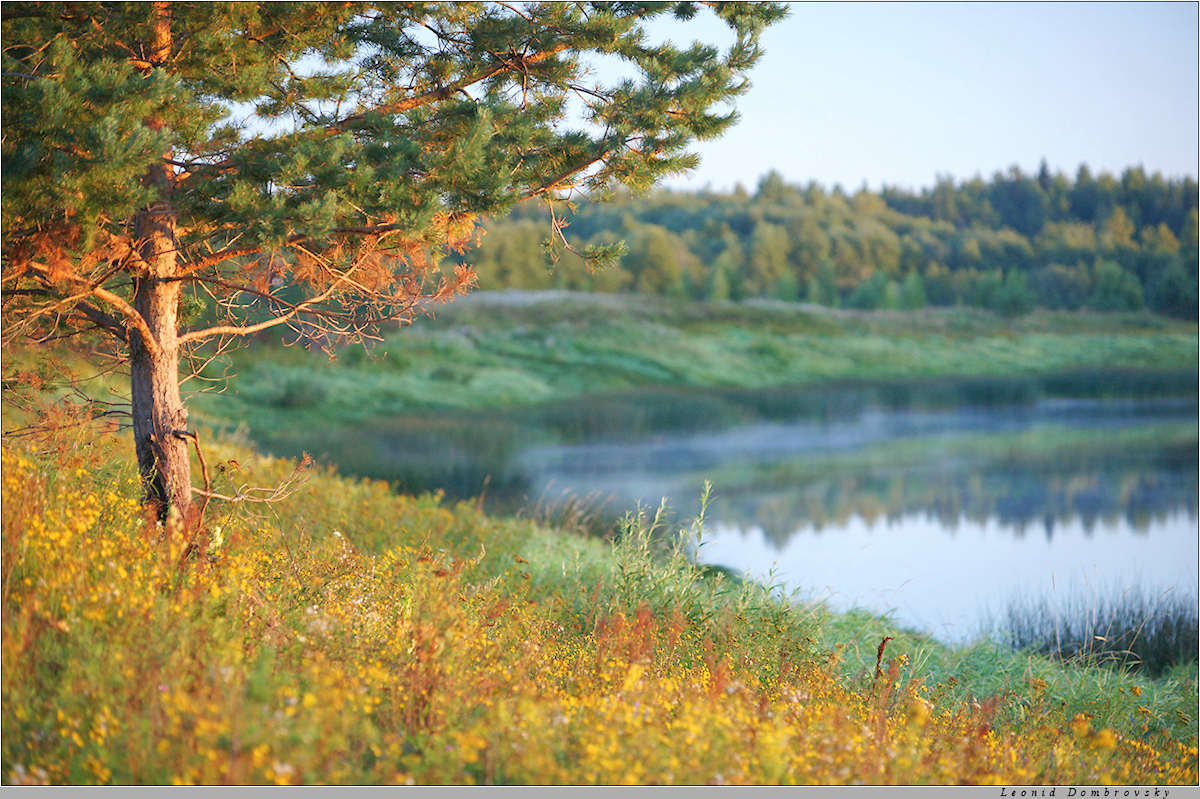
[1002, 585, 1199, 676]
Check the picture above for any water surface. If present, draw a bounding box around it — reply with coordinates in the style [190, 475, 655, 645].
[519, 396, 1198, 642]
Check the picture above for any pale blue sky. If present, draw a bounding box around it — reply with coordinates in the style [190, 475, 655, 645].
[653, 2, 1199, 193]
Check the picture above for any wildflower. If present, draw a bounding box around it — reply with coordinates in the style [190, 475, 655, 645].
[271, 762, 296, 785]
[909, 697, 932, 726]
[1070, 714, 1091, 739]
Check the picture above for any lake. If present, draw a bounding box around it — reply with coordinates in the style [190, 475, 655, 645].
[516, 396, 1198, 643]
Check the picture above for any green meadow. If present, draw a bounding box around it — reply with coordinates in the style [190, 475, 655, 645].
[193, 294, 1196, 424]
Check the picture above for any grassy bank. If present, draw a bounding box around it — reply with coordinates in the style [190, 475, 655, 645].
[191, 293, 1197, 431]
[2, 424, 1196, 785]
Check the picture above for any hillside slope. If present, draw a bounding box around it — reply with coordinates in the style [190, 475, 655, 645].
[2, 424, 1196, 784]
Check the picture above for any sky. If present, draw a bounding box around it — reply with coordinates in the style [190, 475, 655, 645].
[647, 2, 1199, 194]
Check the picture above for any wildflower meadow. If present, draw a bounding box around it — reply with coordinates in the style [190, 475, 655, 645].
[2, 422, 1195, 785]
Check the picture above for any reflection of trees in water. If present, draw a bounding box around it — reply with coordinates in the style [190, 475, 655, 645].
[712, 460, 1198, 550]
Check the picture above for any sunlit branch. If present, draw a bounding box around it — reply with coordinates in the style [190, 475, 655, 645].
[72, 301, 129, 343]
[11, 261, 128, 334]
[176, 245, 267, 278]
[19, 263, 160, 357]
[177, 251, 370, 345]
[179, 334, 238, 390]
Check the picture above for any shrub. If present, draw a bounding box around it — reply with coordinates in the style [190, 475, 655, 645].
[1089, 260, 1146, 312]
[846, 273, 889, 310]
[1147, 260, 1198, 320]
[1030, 263, 1092, 310]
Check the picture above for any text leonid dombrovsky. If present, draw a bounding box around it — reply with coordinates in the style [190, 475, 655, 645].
[1000, 790, 1171, 798]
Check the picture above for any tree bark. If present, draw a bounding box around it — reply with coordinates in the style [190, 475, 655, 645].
[130, 1, 192, 521]
[130, 208, 191, 520]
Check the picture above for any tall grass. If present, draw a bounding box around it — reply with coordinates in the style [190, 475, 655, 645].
[1002, 587, 1199, 677]
[521, 486, 621, 539]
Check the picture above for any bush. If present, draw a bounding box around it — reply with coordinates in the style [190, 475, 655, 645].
[1030, 263, 1092, 310]
[989, 271, 1035, 316]
[846, 272, 889, 310]
[1147, 259, 1198, 320]
[900, 270, 927, 310]
[1089, 260, 1145, 312]
[961, 269, 1034, 316]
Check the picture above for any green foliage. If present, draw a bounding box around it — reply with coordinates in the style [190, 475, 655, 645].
[805, 263, 840, 307]
[846, 273, 889, 310]
[468, 166, 1197, 317]
[2, 36, 183, 233]
[1030, 263, 1093, 311]
[899, 270, 927, 310]
[1148, 260, 1199, 320]
[1090, 260, 1146, 312]
[990, 271, 1036, 317]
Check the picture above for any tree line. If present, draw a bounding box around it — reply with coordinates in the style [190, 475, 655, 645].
[466, 163, 1199, 318]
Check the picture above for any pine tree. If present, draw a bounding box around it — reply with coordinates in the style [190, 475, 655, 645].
[2, 1, 785, 519]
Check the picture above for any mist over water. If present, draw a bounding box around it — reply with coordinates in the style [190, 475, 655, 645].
[520, 398, 1195, 484]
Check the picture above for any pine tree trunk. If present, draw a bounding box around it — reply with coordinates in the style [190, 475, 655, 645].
[130, 206, 191, 520]
[130, 1, 192, 521]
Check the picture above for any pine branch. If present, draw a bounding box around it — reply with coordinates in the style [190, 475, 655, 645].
[73, 301, 129, 343]
[19, 263, 159, 356]
[176, 256, 369, 345]
[334, 43, 571, 132]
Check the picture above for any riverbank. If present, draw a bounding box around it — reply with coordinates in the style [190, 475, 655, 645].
[193, 292, 1197, 423]
[183, 293, 1197, 497]
[1, 426, 1196, 784]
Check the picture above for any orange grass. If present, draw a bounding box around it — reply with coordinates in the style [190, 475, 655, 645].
[2, 432, 1196, 785]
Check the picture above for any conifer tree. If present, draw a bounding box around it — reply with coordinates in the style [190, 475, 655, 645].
[2, 1, 785, 519]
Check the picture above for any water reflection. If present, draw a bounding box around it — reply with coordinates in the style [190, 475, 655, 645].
[699, 510, 1198, 644]
[523, 398, 1197, 476]
[517, 397, 1197, 641]
[521, 399, 1197, 537]
[707, 459, 1196, 547]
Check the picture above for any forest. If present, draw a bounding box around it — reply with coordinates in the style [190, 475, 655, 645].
[467, 163, 1199, 318]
